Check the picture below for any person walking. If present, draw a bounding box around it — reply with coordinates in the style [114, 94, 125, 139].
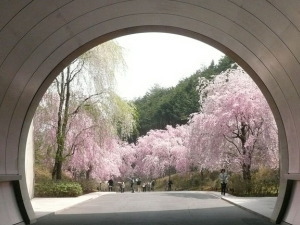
[117, 181, 123, 192]
[168, 180, 173, 191]
[142, 182, 146, 192]
[129, 177, 135, 193]
[151, 180, 155, 191]
[136, 178, 141, 192]
[108, 178, 114, 192]
[219, 169, 229, 195]
[121, 181, 125, 193]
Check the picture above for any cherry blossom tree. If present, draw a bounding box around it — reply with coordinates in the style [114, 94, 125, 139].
[35, 92, 137, 181]
[134, 125, 189, 180]
[66, 131, 138, 181]
[67, 134, 119, 180]
[34, 41, 137, 180]
[188, 66, 278, 180]
[115, 141, 137, 179]
[34, 47, 278, 184]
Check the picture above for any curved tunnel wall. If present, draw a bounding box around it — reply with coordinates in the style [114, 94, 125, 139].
[0, 1, 300, 224]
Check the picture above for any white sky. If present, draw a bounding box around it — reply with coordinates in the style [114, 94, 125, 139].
[114, 33, 224, 100]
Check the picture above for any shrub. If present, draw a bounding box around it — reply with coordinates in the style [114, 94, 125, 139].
[251, 168, 279, 196]
[227, 168, 279, 197]
[35, 181, 83, 197]
[34, 164, 52, 182]
[78, 179, 100, 193]
[227, 173, 249, 196]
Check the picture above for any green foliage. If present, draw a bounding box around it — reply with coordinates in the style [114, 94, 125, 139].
[200, 56, 236, 79]
[133, 78, 200, 137]
[134, 85, 172, 136]
[78, 179, 100, 193]
[35, 181, 83, 197]
[35, 164, 84, 197]
[112, 95, 139, 141]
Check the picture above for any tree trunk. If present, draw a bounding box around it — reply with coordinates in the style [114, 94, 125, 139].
[52, 68, 71, 180]
[86, 165, 92, 180]
[240, 122, 251, 182]
[242, 163, 251, 194]
[242, 163, 251, 180]
[52, 160, 63, 180]
[168, 165, 171, 182]
[52, 136, 64, 180]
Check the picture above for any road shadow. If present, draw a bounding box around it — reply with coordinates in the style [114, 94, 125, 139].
[34, 192, 274, 225]
[161, 191, 218, 200]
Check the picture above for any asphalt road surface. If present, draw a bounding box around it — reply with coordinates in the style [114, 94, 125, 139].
[35, 191, 274, 225]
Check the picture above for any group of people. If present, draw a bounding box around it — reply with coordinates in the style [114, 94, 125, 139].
[164, 180, 173, 191]
[105, 169, 228, 195]
[107, 178, 125, 192]
[129, 177, 155, 193]
[106, 177, 155, 193]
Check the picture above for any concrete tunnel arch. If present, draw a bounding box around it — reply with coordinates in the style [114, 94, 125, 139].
[0, 1, 300, 224]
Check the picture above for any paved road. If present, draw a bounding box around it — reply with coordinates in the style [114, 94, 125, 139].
[35, 192, 274, 225]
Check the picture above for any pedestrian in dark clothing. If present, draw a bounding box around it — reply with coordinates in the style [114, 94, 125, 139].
[108, 178, 114, 192]
[168, 180, 173, 191]
[136, 178, 142, 192]
[129, 177, 135, 193]
[151, 180, 155, 191]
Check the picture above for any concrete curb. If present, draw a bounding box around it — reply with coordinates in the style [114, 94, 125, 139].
[221, 197, 271, 221]
[204, 191, 276, 221]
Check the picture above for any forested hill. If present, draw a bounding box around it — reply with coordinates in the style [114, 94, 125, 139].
[133, 55, 235, 138]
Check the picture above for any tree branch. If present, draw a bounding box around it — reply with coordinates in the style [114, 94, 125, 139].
[69, 92, 105, 116]
[223, 134, 241, 155]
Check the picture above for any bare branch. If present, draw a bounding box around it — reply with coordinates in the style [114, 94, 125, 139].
[223, 134, 241, 155]
[69, 92, 105, 116]
[64, 125, 98, 158]
[65, 59, 86, 85]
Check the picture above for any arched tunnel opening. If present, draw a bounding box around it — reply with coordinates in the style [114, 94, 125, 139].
[28, 32, 279, 224]
[1, 1, 300, 224]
